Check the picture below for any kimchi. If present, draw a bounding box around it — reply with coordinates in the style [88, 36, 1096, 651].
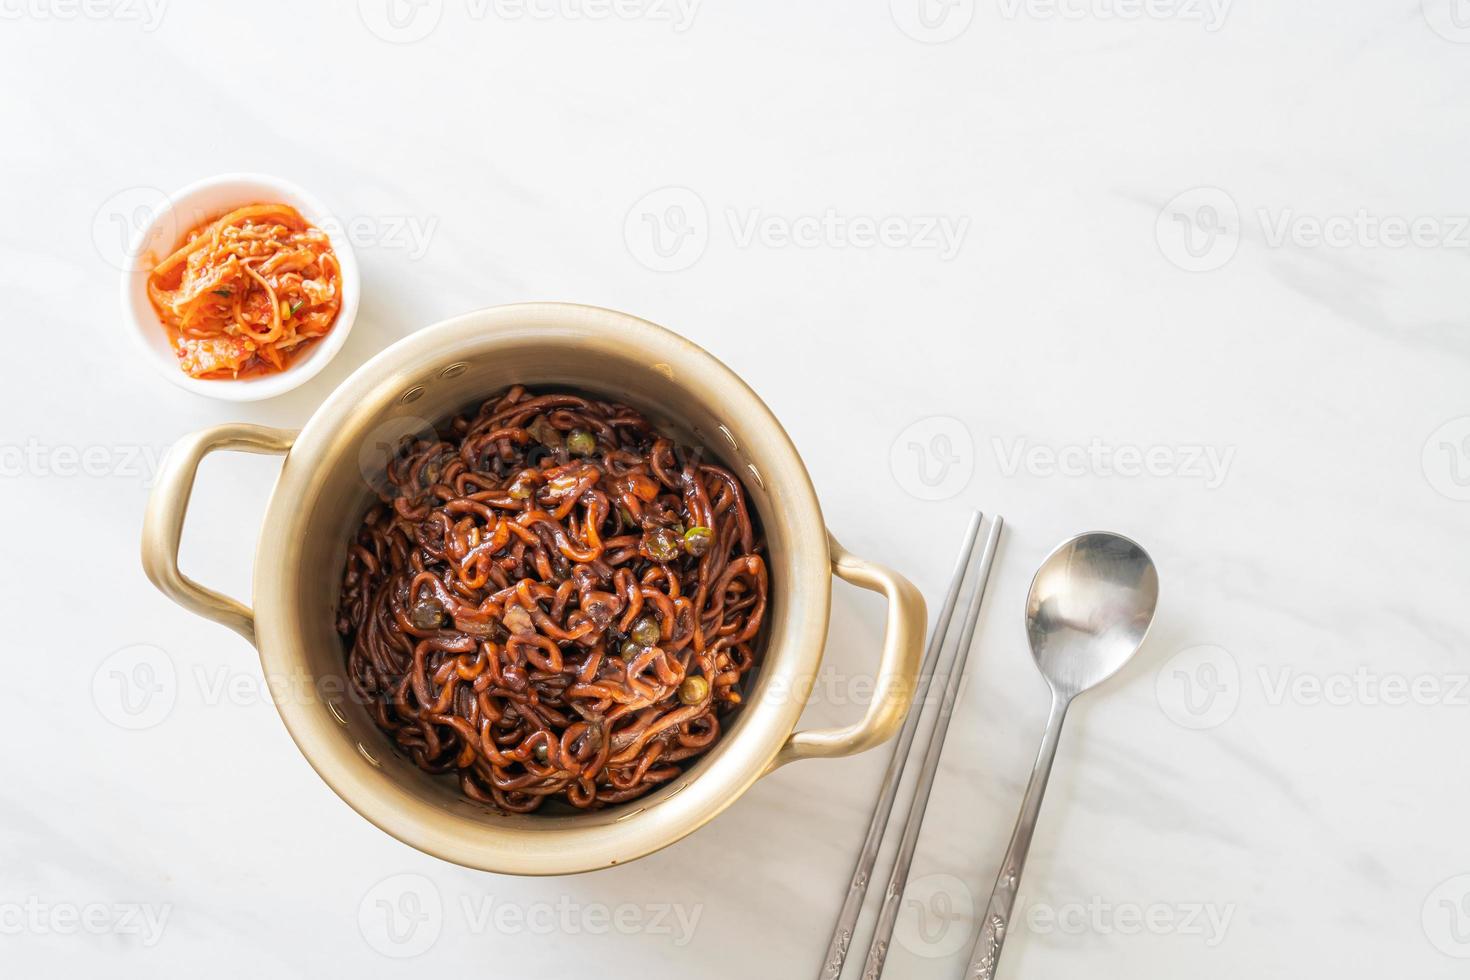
[147, 203, 342, 379]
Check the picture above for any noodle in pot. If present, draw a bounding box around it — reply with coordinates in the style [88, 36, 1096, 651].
[337, 386, 769, 812]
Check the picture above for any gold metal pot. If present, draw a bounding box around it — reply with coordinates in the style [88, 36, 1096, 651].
[141, 303, 925, 875]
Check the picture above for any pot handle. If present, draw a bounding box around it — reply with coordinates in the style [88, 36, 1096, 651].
[141, 423, 297, 646]
[770, 533, 927, 770]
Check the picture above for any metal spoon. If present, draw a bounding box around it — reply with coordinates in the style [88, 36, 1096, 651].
[965, 531, 1159, 980]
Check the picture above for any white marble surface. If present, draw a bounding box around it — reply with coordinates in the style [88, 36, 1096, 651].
[3, 2, 1469, 977]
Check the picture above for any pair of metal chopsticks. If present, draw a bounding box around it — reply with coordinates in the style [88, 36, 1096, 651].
[819, 510, 1003, 980]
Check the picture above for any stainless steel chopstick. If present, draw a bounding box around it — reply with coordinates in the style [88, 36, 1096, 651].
[861, 514, 1003, 980]
[819, 511, 984, 980]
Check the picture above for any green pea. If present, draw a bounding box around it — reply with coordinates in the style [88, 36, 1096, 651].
[644, 527, 679, 562]
[683, 526, 714, 556]
[621, 640, 644, 662]
[678, 675, 710, 705]
[630, 617, 660, 647]
[566, 428, 597, 456]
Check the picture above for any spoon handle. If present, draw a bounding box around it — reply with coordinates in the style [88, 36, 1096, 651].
[965, 691, 1070, 980]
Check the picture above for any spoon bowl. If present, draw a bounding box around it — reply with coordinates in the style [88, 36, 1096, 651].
[1026, 531, 1159, 699]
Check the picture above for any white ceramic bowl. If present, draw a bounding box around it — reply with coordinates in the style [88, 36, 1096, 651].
[120, 173, 360, 402]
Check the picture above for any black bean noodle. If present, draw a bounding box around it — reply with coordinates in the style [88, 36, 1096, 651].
[337, 386, 768, 812]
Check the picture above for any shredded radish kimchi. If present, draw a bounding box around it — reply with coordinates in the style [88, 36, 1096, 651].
[147, 203, 342, 379]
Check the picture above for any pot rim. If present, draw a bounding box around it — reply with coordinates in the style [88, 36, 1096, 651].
[251, 302, 833, 874]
